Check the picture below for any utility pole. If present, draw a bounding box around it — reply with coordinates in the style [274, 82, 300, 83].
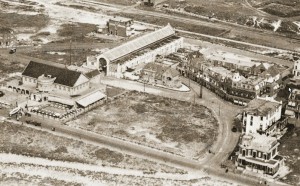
[219, 104, 220, 116]
[69, 39, 72, 66]
[200, 83, 203, 98]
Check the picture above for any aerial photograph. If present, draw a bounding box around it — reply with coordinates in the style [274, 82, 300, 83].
[0, 0, 300, 185]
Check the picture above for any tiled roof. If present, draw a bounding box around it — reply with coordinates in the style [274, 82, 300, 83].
[101, 24, 175, 62]
[22, 61, 82, 87]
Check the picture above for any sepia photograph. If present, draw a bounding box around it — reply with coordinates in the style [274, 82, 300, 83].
[0, 0, 299, 185]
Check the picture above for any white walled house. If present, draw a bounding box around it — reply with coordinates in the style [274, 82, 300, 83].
[235, 134, 285, 177]
[87, 24, 183, 78]
[242, 97, 286, 136]
[293, 60, 300, 77]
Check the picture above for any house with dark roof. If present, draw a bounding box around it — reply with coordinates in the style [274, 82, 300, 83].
[87, 24, 183, 78]
[20, 61, 90, 102]
[141, 62, 181, 88]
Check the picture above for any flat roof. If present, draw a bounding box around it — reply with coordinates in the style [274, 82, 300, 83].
[244, 98, 281, 116]
[241, 133, 278, 153]
[76, 91, 106, 107]
[109, 16, 132, 22]
[208, 66, 232, 78]
[204, 50, 260, 68]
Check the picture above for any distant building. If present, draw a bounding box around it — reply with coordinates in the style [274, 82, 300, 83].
[143, 0, 155, 6]
[0, 27, 16, 47]
[292, 60, 300, 77]
[141, 62, 181, 88]
[242, 97, 287, 135]
[107, 16, 133, 37]
[235, 133, 285, 178]
[285, 88, 300, 120]
[88, 24, 183, 78]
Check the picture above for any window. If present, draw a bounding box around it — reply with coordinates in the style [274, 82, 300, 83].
[251, 116, 253, 120]
[250, 121, 253, 126]
[260, 116, 263, 121]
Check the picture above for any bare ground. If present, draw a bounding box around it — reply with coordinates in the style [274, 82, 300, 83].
[67, 91, 219, 159]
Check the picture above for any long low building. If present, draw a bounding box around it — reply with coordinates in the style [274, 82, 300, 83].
[87, 24, 183, 78]
[7, 61, 104, 108]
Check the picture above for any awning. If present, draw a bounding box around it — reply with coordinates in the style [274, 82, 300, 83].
[76, 91, 106, 107]
[48, 95, 74, 106]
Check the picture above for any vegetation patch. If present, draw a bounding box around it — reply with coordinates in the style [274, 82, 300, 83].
[68, 91, 219, 158]
[95, 148, 124, 164]
[278, 124, 300, 185]
[0, 12, 48, 29]
[118, 13, 227, 36]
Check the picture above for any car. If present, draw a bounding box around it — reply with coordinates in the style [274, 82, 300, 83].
[51, 127, 56, 131]
[9, 48, 16, 54]
[231, 126, 237, 132]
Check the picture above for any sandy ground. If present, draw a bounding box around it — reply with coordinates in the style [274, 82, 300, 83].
[0, 153, 239, 186]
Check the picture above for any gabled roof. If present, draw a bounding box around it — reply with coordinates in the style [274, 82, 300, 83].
[85, 69, 100, 79]
[22, 61, 82, 87]
[165, 68, 180, 77]
[101, 24, 175, 62]
[260, 65, 281, 78]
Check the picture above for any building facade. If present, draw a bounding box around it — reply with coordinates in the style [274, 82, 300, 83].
[107, 17, 133, 37]
[141, 62, 181, 88]
[242, 97, 287, 135]
[87, 24, 183, 78]
[235, 134, 285, 177]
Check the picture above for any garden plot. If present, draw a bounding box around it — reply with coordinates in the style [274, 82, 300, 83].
[67, 91, 218, 159]
[0, 121, 184, 174]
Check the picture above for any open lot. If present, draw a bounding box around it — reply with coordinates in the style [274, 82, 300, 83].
[0, 121, 185, 174]
[67, 91, 218, 159]
[163, 0, 300, 37]
[118, 13, 227, 36]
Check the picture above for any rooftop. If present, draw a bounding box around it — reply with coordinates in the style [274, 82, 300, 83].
[109, 16, 132, 23]
[113, 35, 180, 65]
[244, 98, 281, 116]
[208, 66, 232, 78]
[241, 133, 278, 153]
[100, 24, 176, 63]
[203, 50, 260, 68]
[22, 61, 82, 87]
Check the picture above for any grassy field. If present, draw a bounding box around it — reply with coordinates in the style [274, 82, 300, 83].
[0, 12, 48, 29]
[92, 0, 138, 6]
[0, 121, 184, 174]
[0, 55, 25, 78]
[278, 124, 300, 185]
[67, 91, 218, 158]
[118, 13, 227, 36]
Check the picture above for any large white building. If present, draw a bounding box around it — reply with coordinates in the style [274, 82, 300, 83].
[236, 133, 285, 177]
[242, 97, 284, 135]
[293, 59, 300, 77]
[87, 24, 183, 78]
